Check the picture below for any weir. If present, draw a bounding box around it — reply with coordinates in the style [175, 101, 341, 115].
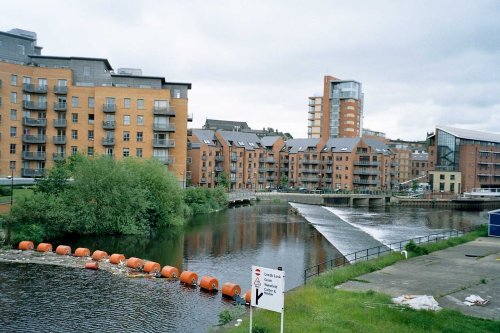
[289, 203, 389, 259]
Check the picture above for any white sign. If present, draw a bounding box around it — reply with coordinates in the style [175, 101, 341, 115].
[251, 265, 285, 313]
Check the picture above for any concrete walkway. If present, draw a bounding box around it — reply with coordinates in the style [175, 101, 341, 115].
[338, 237, 500, 320]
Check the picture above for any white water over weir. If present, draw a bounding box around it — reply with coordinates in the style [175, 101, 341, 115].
[290, 203, 390, 262]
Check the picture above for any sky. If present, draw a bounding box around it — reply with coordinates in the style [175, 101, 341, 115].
[2, 0, 499, 141]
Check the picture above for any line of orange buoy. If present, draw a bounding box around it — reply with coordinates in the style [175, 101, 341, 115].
[17, 241, 248, 304]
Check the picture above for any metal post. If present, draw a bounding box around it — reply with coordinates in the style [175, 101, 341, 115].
[6, 168, 14, 245]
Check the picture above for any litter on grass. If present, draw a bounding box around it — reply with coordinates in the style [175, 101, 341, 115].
[392, 295, 442, 311]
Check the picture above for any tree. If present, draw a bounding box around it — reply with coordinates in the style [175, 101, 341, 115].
[280, 175, 288, 187]
[218, 171, 229, 190]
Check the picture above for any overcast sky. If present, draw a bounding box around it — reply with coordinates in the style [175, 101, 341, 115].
[2, 1, 499, 140]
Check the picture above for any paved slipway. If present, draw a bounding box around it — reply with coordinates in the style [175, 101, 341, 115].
[337, 237, 500, 321]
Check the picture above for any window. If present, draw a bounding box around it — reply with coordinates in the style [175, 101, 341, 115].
[136, 148, 143, 158]
[88, 97, 95, 108]
[17, 44, 25, 55]
[58, 79, 67, 87]
[71, 146, 78, 155]
[105, 97, 115, 106]
[123, 131, 130, 141]
[450, 175, 455, 180]
[136, 132, 143, 142]
[88, 114, 94, 124]
[72, 96, 79, 107]
[72, 113, 78, 123]
[173, 89, 181, 98]
[10, 92, 17, 103]
[10, 126, 17, 137]
[440, 174, 445, 180]
[124, 98, 131, 109]
[83, 66, 91, 77]
[10, 144, 16, 154]
[10, 109, 17, 120]
[38, 78, 47, 88]
[137, 115, 144, 125]
[88, 130, 94, 141]
[123, 115, 130, 125]
[123, 148, 130, 157]
[87, 147, 94, 156]
[105, 148, 114, 157]
[11, 75, 17, 86]
[450, 183, 455, 192]
[71, 130, 78, 140]
[137, 99, 144, 109]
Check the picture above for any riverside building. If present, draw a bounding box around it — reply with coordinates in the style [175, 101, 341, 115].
[308, 75, 363, 139]
[0, 29, 191, 185]
[428, 125, 500, 193]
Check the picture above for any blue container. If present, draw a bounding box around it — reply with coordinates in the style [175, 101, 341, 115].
[488, 209, 500, 237]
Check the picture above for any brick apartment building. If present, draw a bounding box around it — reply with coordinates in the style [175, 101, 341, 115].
[188, 129, 397, 192]
[0, 29, 191, 185]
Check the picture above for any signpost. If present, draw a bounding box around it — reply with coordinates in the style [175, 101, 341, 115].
[250, 265, 285, 333]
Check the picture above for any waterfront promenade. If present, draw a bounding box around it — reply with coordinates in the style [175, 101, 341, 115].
[338, 237, 500, 320]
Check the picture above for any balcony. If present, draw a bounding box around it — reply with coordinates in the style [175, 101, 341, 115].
[53, 85, 68, 94]
[23, 101, 47, 110]
[231, 156, 238, 162]
[53, 135, 67, 145]
[266, 158, 276, 163]
[300, 168, 319, 174]
[53, 152, 66, 161]
[324, 168, 333, 174]
[23, 117, 47, 127]
[230, 178, 237, 183]
[54, 102, 67, 111]
[23, 83, 47, 94]
[281, 158, 289, 164]
[215, 155, 224, 162]
[230, 167, 238, 173]
[153, 123, 176, 132]
[53, 119, 67, 128]
[153, 139, 175, 148]
[323, 177, 333, 183]
[326, 160, 333, 165]
[200, 178, 208, 184]
[353, 178, 378, 185]
[299, 177, 319, 182]
[22, 151, 46, 161]
[102, 120, 116, 130]
[23, 134, 46, 144]
[154, 156, 175, 165]
[353, 169, 379, 175]
[353, 160, 380, 167]
[153, 106, 176, 116]
[202, 155, 207, 161]
[22, 168, 45, 177]
[266, 168, 276, 173]
[281, 167, 289, 172]
[201, 166, 207, 171]
[266, 176, 276, 181]
[258, 167, 266, 173]
[215, 166, 224, 172]
[302, 159, 320, 165]
[102, 137, 115, 146]
[103, 104, 116, 113]
[258, 177, 265, 183]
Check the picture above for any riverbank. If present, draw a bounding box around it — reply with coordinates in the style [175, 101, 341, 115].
[228, 228, 500, 333]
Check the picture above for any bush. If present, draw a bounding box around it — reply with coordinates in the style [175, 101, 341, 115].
[405, 240, 429, 256]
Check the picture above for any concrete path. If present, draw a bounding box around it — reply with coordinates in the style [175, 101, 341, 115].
[338, 237, 500, 320]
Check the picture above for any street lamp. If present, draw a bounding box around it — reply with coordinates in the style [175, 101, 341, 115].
[6, 167, 14, 245]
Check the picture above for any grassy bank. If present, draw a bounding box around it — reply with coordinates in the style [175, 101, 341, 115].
[0, 188, 34, 205]
[229, 226, 498, 333]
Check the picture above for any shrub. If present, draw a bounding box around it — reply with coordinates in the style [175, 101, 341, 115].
[405, 240, 429, 256]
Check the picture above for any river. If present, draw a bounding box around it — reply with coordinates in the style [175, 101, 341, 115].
[0, 203, 489, 332]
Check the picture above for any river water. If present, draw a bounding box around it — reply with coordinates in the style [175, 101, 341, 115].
[0, 203, 489, 332]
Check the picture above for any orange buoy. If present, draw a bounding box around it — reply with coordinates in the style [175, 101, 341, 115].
[18, 241, 34, 251]
[180, 271, 198, 286]
[199, 275, 219, 291]
[74, 247, 90, 257]
[55, 245, 72, 255]
[143, 261, 161, 273]
[245, 289, 251, 303]
[160, 266, 179, 278]
[84, 262, 99, 270]
[126, 257, 144, 270]
[92, 250, 109, 261]
[36, 243, 52, 252]
[109, 253, 126, 265]
[221, 282, 241, 298]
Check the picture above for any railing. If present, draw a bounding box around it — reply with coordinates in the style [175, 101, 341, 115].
[153, 106, 176, 116]
[23, 117, 47, 127]
[53, 119, 67, 127]
[153, 156, 175, 164]
[23, 134, 47, 143]
[215, 156, 224, 162]
[53, 135, 66, 145]
[303, 225, 483, 284]
[23, 101, 47, 110]
[54, 102, 67, 111]
[53, 85, 68, 94]
[23, 83, 47, 94]
[22, 151, 46, 160]
[102, 120, 116, 129]
[153, 123, 176, 132]
[103, 104, 116, 112]
[152, 139, 175, 148]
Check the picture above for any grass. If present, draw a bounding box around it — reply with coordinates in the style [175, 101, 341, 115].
[228, 225, 498, 333]
[0, 188, 34, 204]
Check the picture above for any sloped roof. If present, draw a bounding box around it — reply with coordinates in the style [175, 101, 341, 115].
[204, 119, 250, 131]
[437, 125, 500, 144]
[191, 129, 217, 146]
[363, 138, 394, 155]
[260, 136, 281, 147]
[322, 138, 360, 153]
[285, 138, 320, 154]
[217, 130, 261, 150]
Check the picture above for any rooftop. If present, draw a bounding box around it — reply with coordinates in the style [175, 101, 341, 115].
[437, 125, 500, 144]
